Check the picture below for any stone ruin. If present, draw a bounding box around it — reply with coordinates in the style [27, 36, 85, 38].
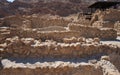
[0, 13, 120, 75]
[91, 9, 120, 34]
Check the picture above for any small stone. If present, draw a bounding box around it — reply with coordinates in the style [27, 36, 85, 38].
[101, 56, 110, 61]
[89, 59, 97, 64]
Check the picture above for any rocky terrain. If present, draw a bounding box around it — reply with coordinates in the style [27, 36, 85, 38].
[0, 0, 120, 18]
[0, 0, 120, 75]
[0, 0, 88, 17]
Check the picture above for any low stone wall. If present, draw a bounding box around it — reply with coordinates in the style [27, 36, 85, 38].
[109, 53, 120, 72]
[10, 26, 117, 42]
[0, 38, 119, 58]
[100, 9, 120, 22]
[1, 16, 24, 27]
[0, 27, 11, 43]
[90, 9, 120, 28]
[99, 28, 117, 40]
[10, 29, 81, 42]
[1, 15, 70, 28]
[31, 17, 70, 28]
[93, 21, 115, 28]
[0, 61, 103, 75]
[114, 21, 120, 35]
[68, 24, 117, 40]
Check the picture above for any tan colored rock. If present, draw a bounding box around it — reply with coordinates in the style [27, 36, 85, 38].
[78, 37, 86, 42]
[109, 53, 120, 72]
[101, 56, 110, 61]
[0, 59, 103, 75]
[21, 38, 35, 45]
[93, 38, 100, 43]
[69, 24, 117, 40]
[31, 16, 70, 28]
[63, 37, 78, 43]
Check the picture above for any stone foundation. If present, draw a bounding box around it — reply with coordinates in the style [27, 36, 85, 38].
[0, 60, 103, 75]
[0, 37, 119, 58]
[69, 24, 117, 40]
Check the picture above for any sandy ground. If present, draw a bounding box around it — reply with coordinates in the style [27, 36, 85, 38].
[101, 37, 120, 47]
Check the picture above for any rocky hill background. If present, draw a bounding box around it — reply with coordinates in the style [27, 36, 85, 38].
[0, 0, 94, 18]
[0, 0, 120, 18]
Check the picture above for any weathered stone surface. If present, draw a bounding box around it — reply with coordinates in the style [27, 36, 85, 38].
[97, 60, 120, 75]
[0, 59, 103, 75]
[0, 27, 11, 43]
[109, 53, 120, 72]
[30, 16, 70, 28]
[68, 24, 117, 40]
[1, 37, 119, 59]
[100, 28, 117, 40]
[91, 9, 120, 30]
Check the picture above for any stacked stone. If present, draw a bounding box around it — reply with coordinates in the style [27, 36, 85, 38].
[0, 59, 103, 75]
[9, 23, 117, 42]
[92, 9, 120, 28]
[68, 24, 117, 40]
[0, 37, 119, 59]
[0, 27, 11, 43]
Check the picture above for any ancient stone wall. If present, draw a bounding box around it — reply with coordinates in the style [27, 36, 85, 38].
[0, 37, 119, 58]
[1, 15, 70, 28]
[68, 24, 117, 40]
[0, 27, 11, 43]
[9, 23, 117, 42]
[30, 17, 70, 28]
[91, 9, 120, 28]
[1, 16, 24, 27]
[0, 61, 103, 75]
[99, 9, 120, 22]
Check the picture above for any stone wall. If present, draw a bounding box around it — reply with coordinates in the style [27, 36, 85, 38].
[109, 53, 120, 72]
[1, 15, 70, 28]
[9, 24, 117, 42]
[68, 24, 117, 40]
[10, 29, 81, 42]
[30, 17, 70, 28]
[91, 9, 120, 28]
[0, 27, 11, 43]
[1, 16, 24, 27]
[0, 62, 103, 75]
[0, 37, 119, 58]
[100, 9, 120, 22]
